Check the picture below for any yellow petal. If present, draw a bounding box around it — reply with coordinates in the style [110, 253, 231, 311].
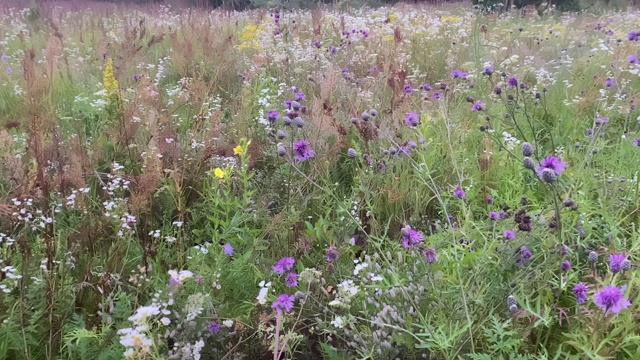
[233, 145, 243, 155]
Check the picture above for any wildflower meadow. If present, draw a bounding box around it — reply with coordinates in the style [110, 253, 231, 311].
[1, 1, 640, 359]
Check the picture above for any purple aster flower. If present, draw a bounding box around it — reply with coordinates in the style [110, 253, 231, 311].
[273, 257, 295, 274]
[403, 84, 413, 94]
[561, 260, 571, 272]
[633, 138, 640, 147]
[272, 293, 295, 313]
[405, 112, 420, 127]
[609, 253, 627, 273]
[471, 100, 485, 111]
[489, 211, 500, 220]
[629, 55, 639, 64]
[593, 285, 631, 316]
[295, 92, 305, 101]
[268, 110, 280, 121]
[504, 229, 516, 240]
[507, 76, 518, 89]
[423, 248, 438, 263]
[285, 272, 298, 287]
[453, 185, 466, 199]
[573, 283, 588, 304]
[292, 139, 314, 162]
[536, 156, 567, 179]
[208, 321, 220, 334]
[450, 69, 468, 79]
[605, 77, 616, 87]
[628, 30, 640, 41]
[326, 246, 338, 262]
[223, 243, 234, 256]
[400, 225, 424, 248]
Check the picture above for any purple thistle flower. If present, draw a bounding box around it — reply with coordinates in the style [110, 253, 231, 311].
[486, 195, 494, 204]
[593, 285, 631, 316]
[489, 211, 500, 220]
[471, 100, 485, 111]
[423, 248, 438, 263]
[609, 253, 627, 273]
[629, 55, 639, 64]
[450, 69, 468, 79]
[400, 225, 424, 248]
[284, 100, 292, 109]
[272, 294, 295, 313]
[493, 86, 502, 95]
[273, 257, 295, 274]
[326, 246, 338, 262]
[292, 139, 314, 162]
[504, 229, 516, 240]
[482, 65, 494, 75]
[453, 185, 466, 199]
[223, 243, 234, 256]
[628, 30, 640, 41]
[595, 116, 609, 125]
[268, 110, 280, 121]
[605, 77, 616, 87]
[403, 84, 414, 94]
[573, 283, 588, 304]
[405, 112, 420, 127]
[433, 90, 442, 100]
[420, 83, 432, 91]
[285, 272, 298, 287]
[518, 246, 532, 264]
[633, 138, 640, 147]
[507, 76, 518, 89]
[295, 92, 306, 101]
[536, 156, 567, 179]
[561, 260, 571, 272]
[208, 321, 221, 334]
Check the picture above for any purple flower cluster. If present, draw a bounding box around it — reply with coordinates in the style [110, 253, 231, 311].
[400, 225, 424, 248]
[450, 69, 468, 79]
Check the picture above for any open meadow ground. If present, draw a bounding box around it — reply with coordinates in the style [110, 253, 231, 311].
[1, 2, 640, 359]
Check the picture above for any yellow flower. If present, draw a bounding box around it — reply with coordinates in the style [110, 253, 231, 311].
[103, 58, 119, 95]
[441, 16, 461, 23]
[388, 13, 397, 22]
[214, 168, 226, 179]
[233, 145, 243, 155]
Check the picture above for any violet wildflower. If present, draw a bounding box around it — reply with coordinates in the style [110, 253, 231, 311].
[433, 90, 442, 100]
[420, 83, 432, 91]
[273, 257, 295, 274]
[405, 112, 420, 127]
[605, 77, 616, 87]
[285, 272, 299, 287]
[633, 138, 640, 147]
[609, 253, 627, 273]
[482, 65, 494, 75]
[561, 260, 571, 272]
[272, 294, 295, 313]
[629, 55, 639, 64]
[593, 285, 631, 316]
[295, 92, 305, 101]
[489, 211, 500, 220]
[628, 30, 640, 41]
[521, 142, 534, 157]
[284, 100, 292, 109]
[450, 69, 468, 79]
[362, 111, 370, 121]
[208, 321, 221, 334]
[292, 139, 314, 162]
[573, 283, 588, 304]
[486, 195, 494, 204]
[453, 185, 466, 199]
[494, 86, 502, 95]
[504, 229, 516, 240]
[518, 246, 532, 263]
[326, 246, 338, 262]
[267, 110, 280, 122]
[536, 156, 567, 179]
[471, 100, 485, 111]
[507, 76, 518, 89]
[223, 243, 234, 256]
[595, 116, 609, 125]
[400, 225, 424, 248]
[403, 84, 413, 94]
[423, 248, 438, 263]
